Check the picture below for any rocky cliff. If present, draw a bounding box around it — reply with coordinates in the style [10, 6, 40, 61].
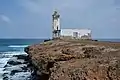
[25, 40, 120, 80]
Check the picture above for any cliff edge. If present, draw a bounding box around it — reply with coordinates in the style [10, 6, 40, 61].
[25, 40, 120, 80]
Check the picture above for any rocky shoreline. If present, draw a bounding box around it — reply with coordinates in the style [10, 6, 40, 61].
[25, 40, 120, 80]
[2, 53, 32, 80]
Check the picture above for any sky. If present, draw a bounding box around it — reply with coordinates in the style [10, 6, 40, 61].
[0, 0, 120, 39]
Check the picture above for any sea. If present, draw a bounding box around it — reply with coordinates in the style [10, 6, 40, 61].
[0, 39, 120, 80]
[97, 39, 120, 42]
[0, 39, 44, 80]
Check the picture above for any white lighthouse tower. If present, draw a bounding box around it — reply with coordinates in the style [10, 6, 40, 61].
[52, 10, 61, 39]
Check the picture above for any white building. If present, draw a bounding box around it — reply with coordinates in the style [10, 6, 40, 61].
[52, 10, 92, 39]
[61, 29, 92, 39]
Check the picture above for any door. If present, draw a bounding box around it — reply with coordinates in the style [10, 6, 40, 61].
[73, 32, 78, 38]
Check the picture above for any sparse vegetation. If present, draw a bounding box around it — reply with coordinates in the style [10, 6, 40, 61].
[25, 40, 120, 80]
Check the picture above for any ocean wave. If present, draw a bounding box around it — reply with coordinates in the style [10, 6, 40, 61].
[0, 58, 10, 68]
[0, 51, 29, 80]
[1, 51, 27, 55]
[8, 45, 29, 48]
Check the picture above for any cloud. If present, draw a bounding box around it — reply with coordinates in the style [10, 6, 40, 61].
[0, 14, 11, 23]
[15, 0, 120, 38]
[18, 0, 93, 14]
[17, 0, 120, 26]
[18, 0, 47, 14]
[114, 0, 120, 6]
[20, 0, 41, 13]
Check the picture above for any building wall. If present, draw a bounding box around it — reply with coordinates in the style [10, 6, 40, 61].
[53, 18, 60, 30]
[61, 29, 92, 39]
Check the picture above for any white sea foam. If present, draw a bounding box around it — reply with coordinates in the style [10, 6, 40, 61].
[0, 58, 10, 80]
[10, 72, 31, 80]
[0, 51, 27, 68]
[0, 68, 4, 80]
[2, 51, 27, 55]
[8, 45, 29, 48]
[0, 51, 28, 80]
[0, 58, 10, 68]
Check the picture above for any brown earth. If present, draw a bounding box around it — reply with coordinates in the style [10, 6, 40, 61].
[25, 40, 120, 80]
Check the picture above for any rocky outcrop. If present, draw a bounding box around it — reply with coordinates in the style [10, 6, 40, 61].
[3, 54, 32, 80]
[25, 40, 120, 80]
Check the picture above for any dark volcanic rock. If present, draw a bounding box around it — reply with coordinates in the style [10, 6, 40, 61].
[10, 70, 22, 75]
[3, 76, 9, 80]
[25, 40, 120, 80]
[3, 53, 32, 80]
[7, 56, 27, 65]
[13, 54, 28, 61]
[7, 60, 22, 65]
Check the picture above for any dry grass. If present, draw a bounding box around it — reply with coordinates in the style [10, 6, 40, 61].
[62, 39, 120, 49]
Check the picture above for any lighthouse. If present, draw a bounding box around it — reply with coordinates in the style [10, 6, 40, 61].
[52, 10, 61, 39]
